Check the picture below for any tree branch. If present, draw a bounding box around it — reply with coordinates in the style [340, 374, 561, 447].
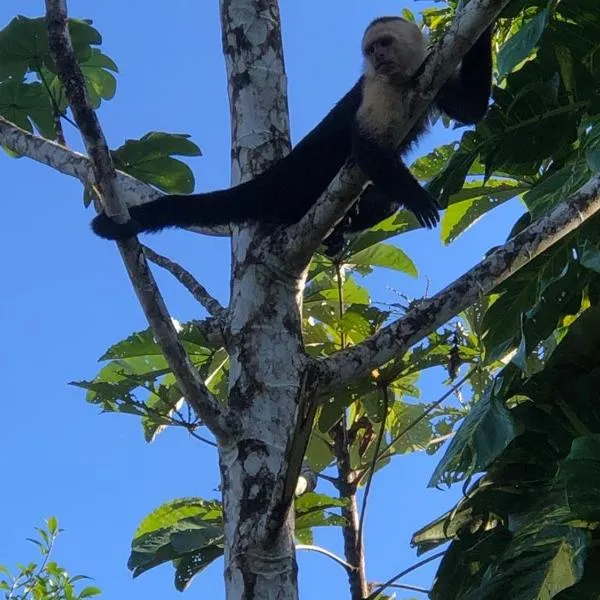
[141, 244, 226, 318]
[44, 0, 234, 441]
[283, 0, 511, 263]
[319, 173, 600, 392]
[295, 544, 356, 572]
[0, 115, 229, 237]
[365, 550, 446, 600]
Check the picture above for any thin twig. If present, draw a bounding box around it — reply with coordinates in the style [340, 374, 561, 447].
[369, 581, 430, 594]
[295, 544, 356, 572]
[364, 550, 446, 600]
[317, 472, 339, 485]
[35, 59, 66, 145]
[357, 383, 390, 554]
[186, 428, 218, 447]
[44, 0, 234, 441]
[376, 368, 475, 466]
[141, 244, 225, 317]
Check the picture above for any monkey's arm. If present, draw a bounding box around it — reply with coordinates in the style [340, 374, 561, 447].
[92, 80, 364, 240]
[350, 126, 440, 230]
[434, 26, 493, 124]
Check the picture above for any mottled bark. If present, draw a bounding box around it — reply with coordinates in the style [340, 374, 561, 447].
[4, 1, 594, 598]
[333, 421, 369, 600]
[320, 173, 600, 390]
[45, 0, 233, 442]
[218, 1, 305, 599]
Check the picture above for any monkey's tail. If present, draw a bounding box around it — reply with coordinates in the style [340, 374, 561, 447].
[90, 180, 272, 240]
[91, 80, 363, 241]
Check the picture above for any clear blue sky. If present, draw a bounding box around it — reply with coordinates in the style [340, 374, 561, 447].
[0, 1, 522, 597]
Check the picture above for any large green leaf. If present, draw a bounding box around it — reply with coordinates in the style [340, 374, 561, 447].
[427, 131, 483, 205]
[112, 132, 202, 194]
[0, 80, 55, 138]
[295, 493, 347, 544]
[0, 16, 101, 79]
[428, 390, 518, 487]
[347, 243, 417, 276]
[462, 523, 588, 600]
[496, 7, 549, 79]
[524, 161, 591, 219]
[128, 498, 224, 579]
[441, 180, 528, 244]
[560, 435, 600, 522]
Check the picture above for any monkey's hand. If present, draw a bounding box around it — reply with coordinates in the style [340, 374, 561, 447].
[91, 212, 141, 240]
[403, 187, 440, 229]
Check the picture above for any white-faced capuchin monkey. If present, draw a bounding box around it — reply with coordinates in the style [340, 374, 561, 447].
[91, 16, 492, 255]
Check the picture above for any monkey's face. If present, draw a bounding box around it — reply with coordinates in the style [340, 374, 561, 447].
[362, 19, 426, 78]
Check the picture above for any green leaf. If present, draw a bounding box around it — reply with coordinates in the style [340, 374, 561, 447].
[78, 586, 102, 598]
[387, 403, 436, 455]
[295, 492, 346, 513]
[428, 390, 518, 487]
[427, 131, 483, 205]
[112, 132, 202, 194]
[496, 8, 549, 79]
[580, 240, 600, 274]
[411, 142, 457, 181]
[462, 524, 587, 600]
[347, 211, 417, 253]
[441, 180, 528, 244]
[0, 16, 102, 78]
[295, 493, 347, 538]
[80, 49, 118, 108]
[513, 262, 584, 373]
[46, 516, 59, 536]
[129, 498, 224, 578]
[543, 306, 600, 379]
[305, 431, 333, 473]
[174, 545, 224, 592]
[560, 435, 600, 521]
[523, 161, 591, 219]
[482, 261, 541, 360]
[0, 81, 55, 138]
[347, 243, 417, 276]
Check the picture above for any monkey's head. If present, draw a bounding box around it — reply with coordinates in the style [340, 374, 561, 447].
[362, 17, 426, 78]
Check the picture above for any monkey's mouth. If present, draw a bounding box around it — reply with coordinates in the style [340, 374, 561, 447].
[375, 61, 394, 74]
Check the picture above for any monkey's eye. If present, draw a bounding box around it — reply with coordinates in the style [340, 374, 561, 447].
[379, 36, 393, 47]
[365, 44, 375, 56]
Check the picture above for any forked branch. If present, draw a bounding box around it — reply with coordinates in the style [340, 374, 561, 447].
[320, 174, 600, 392]
[284, 0, 512, 263]
[44, 0, 234, 441]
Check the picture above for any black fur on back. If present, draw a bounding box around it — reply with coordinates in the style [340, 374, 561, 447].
[91, 22, 493, 251]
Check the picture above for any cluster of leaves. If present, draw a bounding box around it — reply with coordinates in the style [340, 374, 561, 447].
[0, 16, 115, 138]
[30, 0, 600, 595]
[301, 253, 482, 475]
[124, 493, 345, 590]
[409, 2, 600, 596]
[415, 304, 600, 599]
[73, 322, 229, 442]
[0, 15, 202, 198]
[416, 0, 600, 244]
[73, 248, 479, 589]
[0, 518, 101, 599]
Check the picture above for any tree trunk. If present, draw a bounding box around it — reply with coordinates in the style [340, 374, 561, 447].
[218, 1, 305, 598]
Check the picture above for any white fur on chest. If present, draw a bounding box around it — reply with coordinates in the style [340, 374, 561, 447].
[357, 76, 406, 146]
